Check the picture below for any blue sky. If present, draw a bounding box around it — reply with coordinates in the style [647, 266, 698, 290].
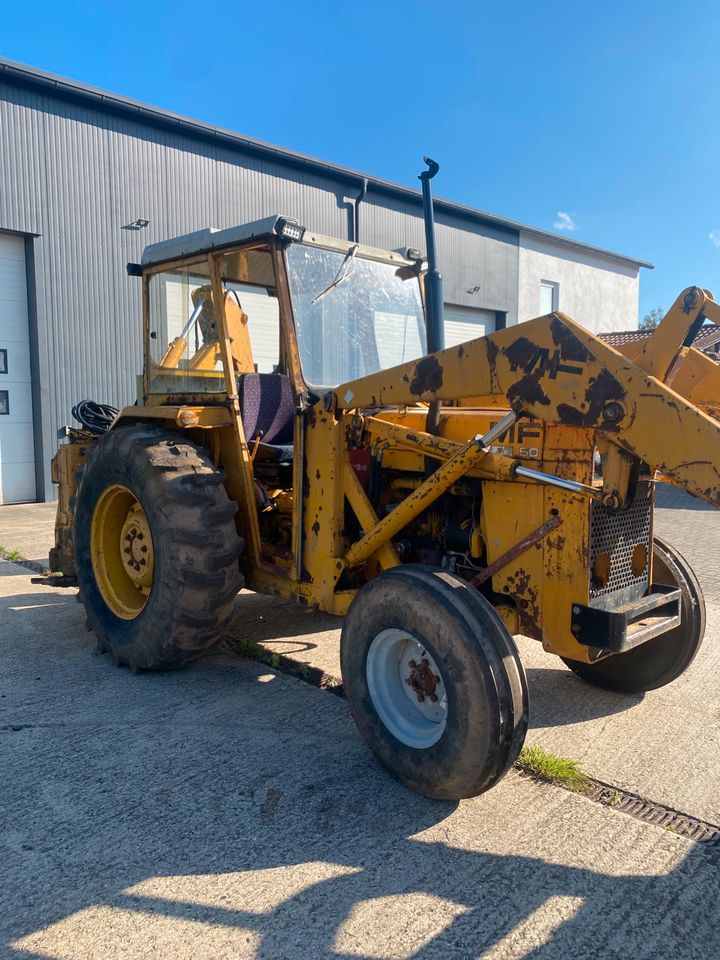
[2, 0, 719, 319]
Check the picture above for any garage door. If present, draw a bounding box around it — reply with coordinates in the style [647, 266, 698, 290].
[443, 304, 496, 347]
[0, 233, 36, 504]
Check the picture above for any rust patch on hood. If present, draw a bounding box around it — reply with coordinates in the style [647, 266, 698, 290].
[410, 355, 443, 395]
[486, 339, 501, 395]
[507, 374, 551, 410]
[558, 369, 625, 428]
[505, 568, 541, 638]
[550, 316, 591, 362]
[504, 337, 538, 371]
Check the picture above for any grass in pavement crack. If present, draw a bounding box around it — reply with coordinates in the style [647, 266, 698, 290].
[516, 744, 589, 793]
[0, 545, 22, 562]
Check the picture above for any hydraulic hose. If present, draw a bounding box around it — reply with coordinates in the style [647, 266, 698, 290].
[71, 400, 119, 435]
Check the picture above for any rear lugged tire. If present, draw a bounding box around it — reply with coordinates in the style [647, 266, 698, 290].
[74, 424, 244, 671]
[341, 565, 528, 800]
[562, 537, 705, 693]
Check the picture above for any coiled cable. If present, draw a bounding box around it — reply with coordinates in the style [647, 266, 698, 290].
[71, 400, 119, 435]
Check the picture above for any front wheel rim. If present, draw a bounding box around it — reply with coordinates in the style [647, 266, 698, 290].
[90, 484, 154, 620]
[366, 629, 448, 748]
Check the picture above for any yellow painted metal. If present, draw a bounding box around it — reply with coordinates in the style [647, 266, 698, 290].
[480, 480, 593, 659]
[626, 287, 715, 381]
[300, 407, 347, 609]
[596, 437, 637, 509]
[334, 309, 720, 508]
[344, 436, 491, 568]
[208, 254, 263, 564]
[115, 405, 234, 429]
[90, 484, 154, 620]
[49, 432, 93, 577]
[147, 366, 225, 383]
[342, 459, 400, 571]
[363, 415, 528, 480]
[188, 342, 221, 371]
[665, 346, 720, 420]
[224, 292, 255, 373]
[160, 337, 186, 368]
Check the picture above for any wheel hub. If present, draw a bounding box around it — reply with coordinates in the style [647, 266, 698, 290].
[405, 658, 440, 703]
[120, 505, 153, 589]
[90, 484, 154, 620]
[366, 629, 448, 749]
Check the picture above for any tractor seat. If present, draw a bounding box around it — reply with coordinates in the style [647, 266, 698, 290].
[238, 373, 295, 463]
[253, 442, 294, 464]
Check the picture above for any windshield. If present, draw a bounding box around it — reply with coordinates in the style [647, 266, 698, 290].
[286, 243, 426, 388]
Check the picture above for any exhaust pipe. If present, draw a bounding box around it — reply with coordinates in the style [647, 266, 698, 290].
[420, 157, 444, 445]
[419, 157, 445, 354]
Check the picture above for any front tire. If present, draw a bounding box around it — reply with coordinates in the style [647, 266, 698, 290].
[562, 537, 705, 693]
[74, 424, 244, 670]
[341, 565, 528, 800]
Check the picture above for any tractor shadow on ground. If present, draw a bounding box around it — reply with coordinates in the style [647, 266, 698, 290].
[226, 590, 341, 649]
[524, 666, 644, 728]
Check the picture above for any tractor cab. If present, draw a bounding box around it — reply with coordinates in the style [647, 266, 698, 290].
[137, 215, 427, 461]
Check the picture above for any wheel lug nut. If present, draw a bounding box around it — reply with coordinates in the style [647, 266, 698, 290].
[139, 559, 146, 566]
[141, 545, 147, 553]
[138, 533, 144, 541]
[123, 547, 130, 554]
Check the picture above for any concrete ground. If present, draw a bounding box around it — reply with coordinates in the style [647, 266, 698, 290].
[0, 502, 56, 567]
[2, 487, 720, 958]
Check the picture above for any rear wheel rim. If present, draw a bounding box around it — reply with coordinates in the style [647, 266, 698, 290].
[90, 484, 154, 620]
[366, 629, 448, 748]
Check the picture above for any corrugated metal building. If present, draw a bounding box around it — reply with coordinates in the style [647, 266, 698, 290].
[0, 56, 651, 503]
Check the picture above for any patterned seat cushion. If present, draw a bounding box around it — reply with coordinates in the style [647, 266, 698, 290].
[238, 373, 295, 445]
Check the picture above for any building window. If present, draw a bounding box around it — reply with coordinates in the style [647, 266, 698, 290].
[0, 390, 8, 415]
[0, 349, 6, 374]
[540, 280, 559, 315]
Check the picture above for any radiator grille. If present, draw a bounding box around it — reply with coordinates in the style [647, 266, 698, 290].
[589, 482, 652, 604]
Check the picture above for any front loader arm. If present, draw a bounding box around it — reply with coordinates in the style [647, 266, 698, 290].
[334, 299, 720, 508]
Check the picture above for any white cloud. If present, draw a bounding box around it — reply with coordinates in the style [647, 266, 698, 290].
[709, 229, 720, 248]
[554, 211, 576, 232]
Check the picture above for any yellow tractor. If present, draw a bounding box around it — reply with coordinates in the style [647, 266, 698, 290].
[51, 160, 720, 800]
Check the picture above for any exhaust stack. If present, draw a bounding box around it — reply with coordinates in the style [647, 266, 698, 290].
[419, 156, 445, 353]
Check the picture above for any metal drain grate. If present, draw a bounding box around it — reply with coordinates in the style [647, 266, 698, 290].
[586, 779, 720, 848]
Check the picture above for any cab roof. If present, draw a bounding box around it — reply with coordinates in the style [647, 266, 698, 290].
[140, 215, 288, 268]
[138, 215, 417, 272]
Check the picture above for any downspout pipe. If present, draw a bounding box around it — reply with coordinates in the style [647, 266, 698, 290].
[420, 157, 444, 444]
[353, 177, 368, 243]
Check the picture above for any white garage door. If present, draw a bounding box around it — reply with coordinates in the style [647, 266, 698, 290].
[443, 304, 496, 347]
[0, 233, 36, 504]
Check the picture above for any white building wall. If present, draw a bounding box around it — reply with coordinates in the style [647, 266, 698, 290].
[518, 232, 640, 333]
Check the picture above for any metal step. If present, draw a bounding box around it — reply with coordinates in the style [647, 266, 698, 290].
[571, 585, 682, 653]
